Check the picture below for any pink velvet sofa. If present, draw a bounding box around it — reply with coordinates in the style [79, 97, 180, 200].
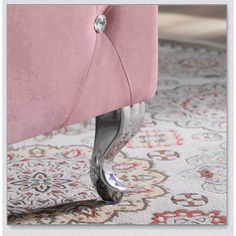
[7, 5, 158, 204]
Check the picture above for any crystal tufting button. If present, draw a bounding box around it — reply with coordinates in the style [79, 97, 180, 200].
[94, 15, 107, 33]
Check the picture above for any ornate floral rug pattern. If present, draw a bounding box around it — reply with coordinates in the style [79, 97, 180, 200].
[8, 40, 227, 225]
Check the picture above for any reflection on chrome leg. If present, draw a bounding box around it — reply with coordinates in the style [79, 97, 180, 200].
[90, 102, 145, 204]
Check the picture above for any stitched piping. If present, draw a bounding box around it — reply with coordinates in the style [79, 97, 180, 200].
[103, 32, 133, 104]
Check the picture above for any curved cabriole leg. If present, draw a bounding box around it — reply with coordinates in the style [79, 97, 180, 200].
[90, 102, 145, 204]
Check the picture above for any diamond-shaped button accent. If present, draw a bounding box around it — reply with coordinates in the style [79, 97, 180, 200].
[94, 15, 107, 33]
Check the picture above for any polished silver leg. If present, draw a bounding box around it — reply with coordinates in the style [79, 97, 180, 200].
[90, 102, 145, 204]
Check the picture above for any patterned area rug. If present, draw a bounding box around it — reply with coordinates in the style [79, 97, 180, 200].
[7, 40, 227, 225]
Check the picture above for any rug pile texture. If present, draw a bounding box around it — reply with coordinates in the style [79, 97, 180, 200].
[8, 41, 227, 225]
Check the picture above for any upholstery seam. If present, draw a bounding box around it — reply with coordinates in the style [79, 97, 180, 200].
[103, 32, 133, 104]
[103, 5, 112, 15]
[58, 6, 98, 128]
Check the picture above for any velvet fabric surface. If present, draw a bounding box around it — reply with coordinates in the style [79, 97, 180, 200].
[7, 5, 158, 144]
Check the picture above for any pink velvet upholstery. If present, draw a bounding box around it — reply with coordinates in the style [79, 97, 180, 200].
[7, 5, 158, 144]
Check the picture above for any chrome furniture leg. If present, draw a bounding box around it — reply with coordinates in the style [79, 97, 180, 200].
[90, 102, 145, 204]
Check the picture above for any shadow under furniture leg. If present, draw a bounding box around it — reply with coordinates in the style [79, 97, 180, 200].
[90, 102, 145, 204]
